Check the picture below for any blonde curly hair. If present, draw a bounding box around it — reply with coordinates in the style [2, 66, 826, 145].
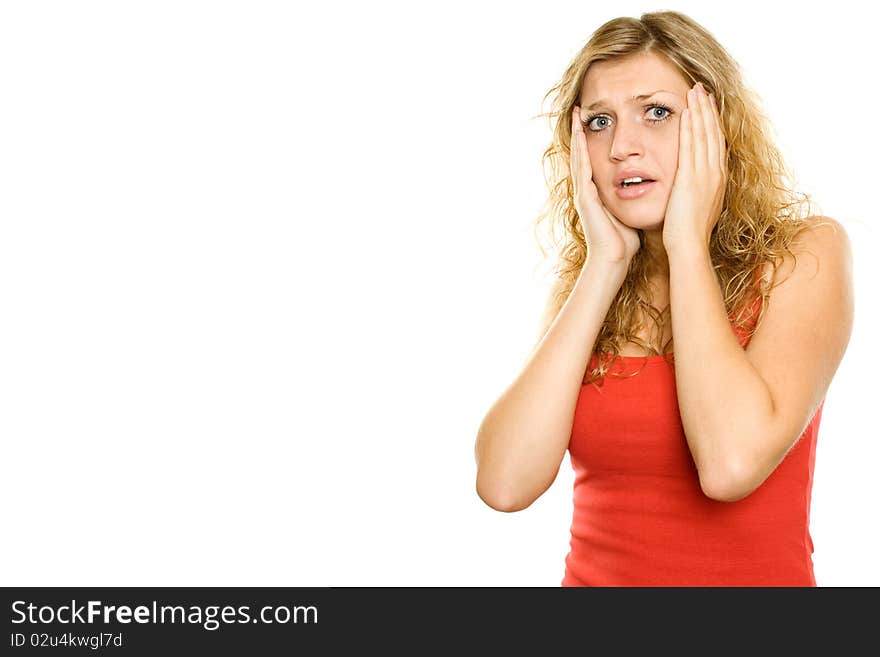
[531, 10, 825, 387]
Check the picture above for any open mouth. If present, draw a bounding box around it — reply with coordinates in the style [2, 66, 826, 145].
[615, 179, 658, 199]
[620, 178, 656, 188]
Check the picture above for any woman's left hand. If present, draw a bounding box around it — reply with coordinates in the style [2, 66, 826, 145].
[662, 82, 728, 252]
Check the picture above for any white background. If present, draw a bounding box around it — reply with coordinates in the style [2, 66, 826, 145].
[1, 1, 876, 586]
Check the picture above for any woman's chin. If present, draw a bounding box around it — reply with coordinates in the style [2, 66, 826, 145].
[616, 211, 665, 231]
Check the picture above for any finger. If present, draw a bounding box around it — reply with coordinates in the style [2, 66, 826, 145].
[689, 85, 707, 168]
[679, 99, 693, 177]
[572, 106, 592, 176]
[571, 107, 591, 203]
[697, 85, 718, 170]
[709, 93, 727, 172]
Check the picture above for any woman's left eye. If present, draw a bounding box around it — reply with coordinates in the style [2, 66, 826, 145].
[649, 105, 672, 121]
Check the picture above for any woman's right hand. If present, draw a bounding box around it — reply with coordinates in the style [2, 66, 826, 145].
[570, 106, 641, 266]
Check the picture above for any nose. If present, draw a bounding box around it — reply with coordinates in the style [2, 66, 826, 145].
[609, 121, 644, 161]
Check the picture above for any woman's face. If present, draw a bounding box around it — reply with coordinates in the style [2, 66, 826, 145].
[578, 51, 693, 230]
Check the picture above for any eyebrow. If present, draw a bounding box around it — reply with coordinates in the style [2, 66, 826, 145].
[583, 90, 676, 111]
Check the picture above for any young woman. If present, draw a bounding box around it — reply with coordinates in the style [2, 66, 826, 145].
[473, 11, 853, 586]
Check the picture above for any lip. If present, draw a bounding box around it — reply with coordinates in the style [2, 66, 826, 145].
[615, 180, 658, 200]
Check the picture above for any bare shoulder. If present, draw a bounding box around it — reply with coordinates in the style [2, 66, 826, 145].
[751, 214, 854, 358]
[760, 215, 852, 287]
[792, 215, 852, 267]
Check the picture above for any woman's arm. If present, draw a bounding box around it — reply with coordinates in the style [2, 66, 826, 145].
[474, 258, 628, 512]
[667, 217, 853, 501]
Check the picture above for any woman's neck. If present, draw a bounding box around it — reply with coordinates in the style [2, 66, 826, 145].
[642, 228, 669, 279]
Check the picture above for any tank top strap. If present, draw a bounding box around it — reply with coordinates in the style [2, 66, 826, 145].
[728, 264, 767, 349]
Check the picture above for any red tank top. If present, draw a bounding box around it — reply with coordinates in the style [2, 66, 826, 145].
[562, 293, 823, 586]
